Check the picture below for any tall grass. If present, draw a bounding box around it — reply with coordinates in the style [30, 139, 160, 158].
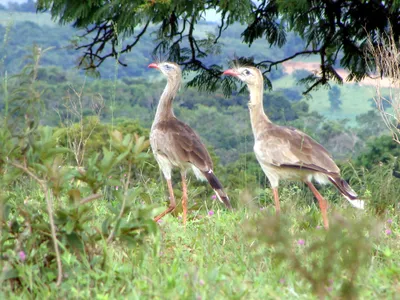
[2, 184, 400, 298]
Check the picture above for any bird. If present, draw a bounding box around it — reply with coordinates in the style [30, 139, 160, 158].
[223, 66, 364, 229]
[148, 61, 232, 224]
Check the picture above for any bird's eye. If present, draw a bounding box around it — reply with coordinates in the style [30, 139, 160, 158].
[164, 64, 173, 70]
[242, 69, 251, 76]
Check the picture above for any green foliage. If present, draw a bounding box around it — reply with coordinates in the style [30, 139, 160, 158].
[264, 92, 302, 122]
[0, 46, 158, 289]
[363, 161, 400, 215]
[3, 184, 398, 298]
[224, 153, 266, 191]
[355, 110, 388, 142]
[247, 210, 377, 299]
[339, 159, 400, 215]
[356, 135, 400, 169]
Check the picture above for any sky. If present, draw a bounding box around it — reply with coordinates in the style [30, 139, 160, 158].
[0, 0, 222, 22]
[0, 0, 28, 5]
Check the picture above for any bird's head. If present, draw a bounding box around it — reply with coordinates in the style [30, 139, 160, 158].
[223, 66, 263, 87]
[148, 61, 181, 81]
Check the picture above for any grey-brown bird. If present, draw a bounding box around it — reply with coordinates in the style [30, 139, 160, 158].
[223, 66, 364, 229]
[148, 62, 232, 224]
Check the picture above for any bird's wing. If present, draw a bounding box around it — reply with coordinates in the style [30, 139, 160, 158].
[255, 125, 340, 174]
[155, 119, 213, 171]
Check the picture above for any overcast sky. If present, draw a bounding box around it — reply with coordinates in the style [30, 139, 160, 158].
[0, 0, 28, 5]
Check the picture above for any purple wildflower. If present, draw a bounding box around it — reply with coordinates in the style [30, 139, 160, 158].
[157, 219, 163, 224]
[279, 278, 285, 284]
[260, 207, 265, 211]
[199, 279, 205, 285]
[387, 219, 393, 224]
[208, 210, 214, 216]
[385, 229, 392, 235]
[18, 251, 26, 262]
[115, 186, 119, 191]
[297, 239, 305, 246]
[211, 194, 217, 200]
[316, 225, 322, 230]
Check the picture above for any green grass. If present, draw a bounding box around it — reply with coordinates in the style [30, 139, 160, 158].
[2, 184, 400, 299]
[272, 74, 384, 125]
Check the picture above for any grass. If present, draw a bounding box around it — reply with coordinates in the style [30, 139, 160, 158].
[272, 74, 385, 125]
[2, 182, 400, 299]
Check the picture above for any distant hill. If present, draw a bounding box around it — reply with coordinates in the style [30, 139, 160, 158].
[0, 10, 380, 122]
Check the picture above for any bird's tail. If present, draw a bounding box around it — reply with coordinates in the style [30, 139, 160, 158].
[203, 170, 232, 210]
[328, 176, 365, 209]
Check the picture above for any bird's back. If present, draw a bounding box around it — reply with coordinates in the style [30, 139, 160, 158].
[151, 118, 213, 172]
[254, 122, 340, 180]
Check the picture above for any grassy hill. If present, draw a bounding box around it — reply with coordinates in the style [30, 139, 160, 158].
[273, 75, 377, 124]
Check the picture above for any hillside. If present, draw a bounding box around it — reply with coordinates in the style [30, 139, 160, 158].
[0, 10, 390, 164]
[0, 10, 381, 118]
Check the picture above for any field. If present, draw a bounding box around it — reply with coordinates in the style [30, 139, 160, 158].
[273, 75, 377, 124]
[2, 181, 400, 299]
[1, 8, 400, 300]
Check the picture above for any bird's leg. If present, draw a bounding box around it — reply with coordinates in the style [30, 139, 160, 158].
[272, 187, 281, 215]
[154, 179, 176, 222]
[306, 181, 329, 229]
[181, 171, 188, 226]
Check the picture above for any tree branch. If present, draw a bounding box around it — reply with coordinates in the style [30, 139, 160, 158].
[258, 49, 321, 73]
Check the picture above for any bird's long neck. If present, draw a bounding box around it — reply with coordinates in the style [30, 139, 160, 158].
[247, 84, 272, 138]
[153, 77, 181, 124]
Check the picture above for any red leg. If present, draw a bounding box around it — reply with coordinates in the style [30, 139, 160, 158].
[181, 172, 188, 225]
[154, 179, 176, 222]
[306, 181, 329, 229]
[273, 187, 280, 215]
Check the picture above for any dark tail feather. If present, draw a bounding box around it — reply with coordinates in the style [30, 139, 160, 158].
[328, 176, 364, 209]
[203, 170, 232, 210]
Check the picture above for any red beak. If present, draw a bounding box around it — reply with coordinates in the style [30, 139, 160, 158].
[148, 63, 158, 69]
[223, 69, 239, 77]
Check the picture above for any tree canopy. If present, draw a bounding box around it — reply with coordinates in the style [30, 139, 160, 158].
[36, 0, 400, 94]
